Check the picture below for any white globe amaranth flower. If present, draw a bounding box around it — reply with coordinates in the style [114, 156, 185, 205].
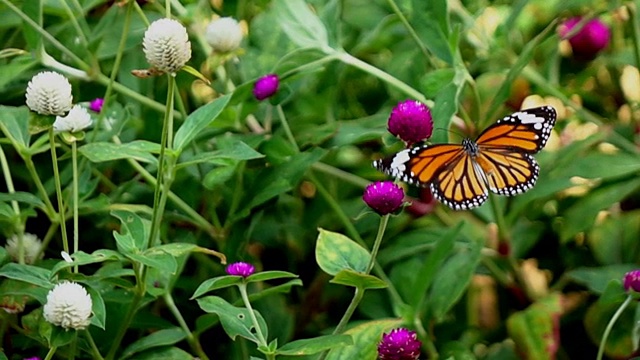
[143, 18, 192, 74]
[43, 281, 93, 330]
[4, 233, 43, 264]
[205, 17, 243, 53]
[53, 105, 92, 133]
[25, 71, 73, 116]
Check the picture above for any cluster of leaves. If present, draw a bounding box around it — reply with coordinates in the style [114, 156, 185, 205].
[1, 0, 640, 359]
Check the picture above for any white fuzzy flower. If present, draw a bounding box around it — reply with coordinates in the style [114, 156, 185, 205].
[143, 18, 191, 74]
[43, 281, 92, 330]
[25, 71, 73, 116]
[53, 105, 92, 133]
[4, 233, 43, 264]
[205, 17, 243, 53]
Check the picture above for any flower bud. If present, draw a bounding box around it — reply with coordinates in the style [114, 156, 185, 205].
[363, 181, 404, 215]
[43, 281, 93, 330]
[624, 270, 640, 293]
[53, 105, 92, 133]
[142, 18, 192, 74]
[253, 74, 279, 101]
[89, 98, 104, 113]
[225, 262, 255, 277]
[25, 71, 73, 116]
[559, 17, 610, 60]
[205, 17, 243, 53]
[388, 100, 433, 145]
[377, 328, 421, 360]
[4, 233, 43, 264]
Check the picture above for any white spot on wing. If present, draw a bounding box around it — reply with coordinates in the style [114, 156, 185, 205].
[389, 149, 411, 175]
[513, 111, 544, 130]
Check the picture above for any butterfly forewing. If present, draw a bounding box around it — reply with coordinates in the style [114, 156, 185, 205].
[476, 106, 556, 153]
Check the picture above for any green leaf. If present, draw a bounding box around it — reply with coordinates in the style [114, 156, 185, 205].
[277, 334, 353, 355]
[87, 286, 106, 330]
[0, 191, 44, 207]
[0, 263, 51, 289]
[121, 328, 187, 359]
[274, 0, 330, 50]
[127, 347, 194, 360]
[192, 276, 243, 299]
[0, 106, 30, 151]
[325, 319, 402, 360]
[410, 0, 452, 63]
[128, 249, 177, 275]
[566, 265, 637, 295]
[49, 326, 76, 347]
[507, 294, 562, 360]
[196, 296, 268, 344]
[428, 241, 482, 321]
[316, 229, 370, 276]
[79, 141, 159, 164]
[22, 0, 42, 50]
[173, 94, 231, 151]
[330, 269, 387, 289]
[430, 46, 467, 144]
[50, 250, 125, 276]
[247, 270, 298, 283]
[111, 210, 150, 253]
[176, 140, 263, 169]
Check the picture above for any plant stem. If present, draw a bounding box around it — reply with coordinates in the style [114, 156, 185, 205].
[597, 295, 632, 360]
[164, 292, 209, 360]
[366, 215, 390, 274]
[105, 290, 144, 360]
[43, 346, 57, 360]
[0, 145, 25, 263]
[311, 162, 370, 188]
[237, 283, 268, 347]
[72, 140, 79, 273]
[49, 129, 70, 254]
[84, 330, 105, 360]
[23, 155, 56, 219]
[276, 104, 299, 152]
[384, 0, 433, 64]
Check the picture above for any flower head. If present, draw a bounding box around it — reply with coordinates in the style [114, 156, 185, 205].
[143, 18, 192, 74]
[388, 100, 433, 145]
[25, 71, 73, 116]
[4, 233, 43, 264]
[559, 17, 610, 60]
[53, 105, 92, 133]
[205, 17, 243, 53]
[363, 181, 404, 215]
[225, 262, 255, 277]
[624, 270, 640, 293]
[253, 74, 279, 101]
[378, 328, 421, 360]
[43, 281, 92, 330]
[24, 357, 41, 360]
[89, 98, 104, 113]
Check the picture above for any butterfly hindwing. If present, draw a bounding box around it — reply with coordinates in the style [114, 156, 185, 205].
[430, 151, 489, 210]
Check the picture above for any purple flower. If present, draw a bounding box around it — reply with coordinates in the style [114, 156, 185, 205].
[560, 17, 610, 60]
[24, 357, 41, 360]
[363, 181, 404, 215]
[253, 74, 279, 101]
[623, 270, 640, 292]
[89, 98, 104, 113]
[225, 262, 255, 277]
[378, 328, 421, 360]
[388, 100, 433, 145]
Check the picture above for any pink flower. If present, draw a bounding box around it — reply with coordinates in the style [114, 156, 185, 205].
[363, 181, 404, 215]
[388, 100, 433, 145]
[378, 328, 421, 360]
[225, 262, 255, 277]
[253, 74, 279, 101]
[560, 17, 610, 60]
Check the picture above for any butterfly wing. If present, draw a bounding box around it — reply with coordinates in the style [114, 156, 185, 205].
[475, 149, 539, 196]
[429, 151, 490, 210]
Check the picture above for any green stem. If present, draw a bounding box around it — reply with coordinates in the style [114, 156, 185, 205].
[311, 162, 370, 188]
[597, 295, 633, 360]
[384, 0, 433, 64]
[49, 129, 70, 253]
[365, 215, 390, 274]
[276, 104, 299, 152]
[105, 290, 144, 360]
[237, 283, 268, 347]
[85, 330, 105, 360]
[72, 140, 79, 273]
[23, 155, 56, 219]
[630, 3, 640, 70]
[164, 292, 210, 360]
[58, 0, 88, 47]
[0, 145, 25, 263]
[43, 346, 57, 360]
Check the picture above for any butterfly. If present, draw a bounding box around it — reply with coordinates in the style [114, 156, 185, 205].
[373, 106, 557, 210]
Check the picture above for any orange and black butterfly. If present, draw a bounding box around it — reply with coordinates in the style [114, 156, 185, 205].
[373, 106, 557, 210]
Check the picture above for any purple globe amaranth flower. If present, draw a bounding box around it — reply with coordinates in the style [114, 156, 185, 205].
[623, 270, 640, 292]
[388, 100, 433, 145]
[24, 357, 41, 360]
[226, 262, 255, 277]
[560, 17, 610, 60]
[89, 98, 104, 113]
[363, 181, 404, 215]
[253, 74, 279, 101]
[378, 328, 421, 360]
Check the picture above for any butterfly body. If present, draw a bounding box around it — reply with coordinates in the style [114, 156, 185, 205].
[374, 106, 557, 210]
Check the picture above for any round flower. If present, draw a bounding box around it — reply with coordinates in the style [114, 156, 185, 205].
[388, 100, 433, 145]
[43, 281, 93, 330]
[25, 71, 73, 116]
[378, 328, 421, 360]
[205, 17, 243, 53]
[225, 262, 255, 277]
[142, 18, 192, 74]
[623, 270, 640, 293]
[53, 105, 92, 133]
[253, 74, 279, 101]
[89, 98, 104, 113]
[4, 233, 43, 264]
[363, 181, 405, 215]
[559, 17, 610, 60]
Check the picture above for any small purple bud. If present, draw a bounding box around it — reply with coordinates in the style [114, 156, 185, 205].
[253, 74, 279, 101]
[560, 17, 610, 60]
[623, 270, 640, 293]
[363, 181, 404, 215]
[225, 262, 255, 277]
[388, 100, 433, 145]
[378, 328, 421, 360]
[89, 98, 104, 113]
[24, 357, 41, 360]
